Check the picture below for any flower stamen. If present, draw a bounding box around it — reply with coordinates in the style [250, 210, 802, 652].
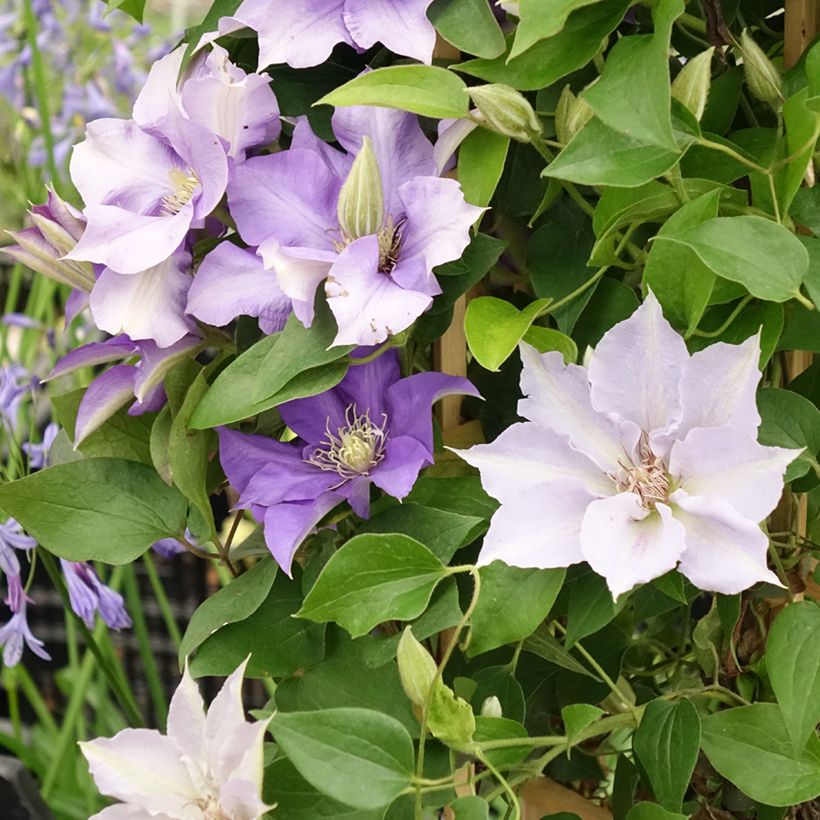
[612, 436, 669, 510]
[161, 168, 199, 216]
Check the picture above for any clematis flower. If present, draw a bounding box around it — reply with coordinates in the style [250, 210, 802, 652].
[216, 0, 437, 69]
[80, 659, 271, 820]
[455, 293, 799, 597]
[227, 108, 482, 346]
[60, 560, 131, 630]
[219, 350, 479, 573]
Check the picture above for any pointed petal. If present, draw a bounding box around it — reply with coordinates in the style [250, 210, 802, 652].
[90, 252, 195, 349]
[48, 337, 138, 380]
[344, 0, 436, 63]
[228, 151, 341, 250]
[132, 48, 186, 132]
[292, 117, 352, 179]
[263, 495, 340, 575]
[206, 658, 250, 773]
[187, 242, 291, 334]
[336, 350, 400, 421]
[279, 389, 349, 446]
[674, 493, 782, 594]
[371, 435, 432, 498]
[133, 336, 202, 403]
[326, 235, 433, 346]
[581, 495, 687, 598]
[218, 427, 292, 496]
[80, 729, 198, 816]
[477, 483, 593, 568]
[90, 805, 177, 820]
[587, 291, 688, 434]
[75, 366, 137, 445]
[456, 421, 613, 505]
[669, 425, 797, 521]
[517, 344, 634, 472]
[166, 662, 207, 770]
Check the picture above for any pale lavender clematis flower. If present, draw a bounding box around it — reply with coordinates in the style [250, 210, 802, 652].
[60, 560, 131, 630]
[456, 293, 799, 598]
[134, 46, 280, 161]
[65, 114, 228, 274]
[219, 350, 479, 573]
[216, 0, 436, 69]
[0, 600, 50, 667]
[228, 108, 482, 346]
[80, 659, 271, 820]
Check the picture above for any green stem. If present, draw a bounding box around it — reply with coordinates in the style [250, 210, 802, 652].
[15, 665, 58, 734]
[476, 750, 521, 820]
[123, 564, 169, 727]
[141, 553, 182, 651]
[688, 295, 753, 339]
[695, 138, 770, 176]
[767, 538, 794, 602]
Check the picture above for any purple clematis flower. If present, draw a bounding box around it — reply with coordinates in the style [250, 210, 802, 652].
[60, 560, 131, 630]
[219, 350, 479, 573]
[456, 293, 799, 598]
[226, 108, 482, 346]
[216, 0, 437, 69]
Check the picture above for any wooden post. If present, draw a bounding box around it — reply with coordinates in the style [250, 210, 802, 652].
[432, 36, 469, 433]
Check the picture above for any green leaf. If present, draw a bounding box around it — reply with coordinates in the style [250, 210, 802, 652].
[758, 387, 820, 481]
[427, 0, 506, 58]
[565, 570, 617, 646]
[522, 325, 578, 364]
[428, 680, 476, 749]
[456, 0, 631, 91]
[105, 0, 146, 22]
[405, 475, 498, 520]
[178, 558, 277, 664]
[458, 128, 510, 207]
[523, 624, 600, 679]
[644, 190, 720, 334]
[0, 459, 187, 564]
[561, 704, 604, 744]
[767, 601, 820, 753]
[465, 296, 551, 371]
[625, 804, 687, 820]
[468, 563, 565, 656]
[512, 0, 605, 56]
[190, 569, 325, 679]
[543, 118, 680, 187]
[581, 0, 682, 150]
[780, 90, 820, 217]
[265, 758, 384, 820]
[270, 708, 414, 810]
[297, 534, 451, 637]
[316, 66, 469, 119]
[656, 216, 809, 303]
[472, 716, 531, 768]
[701, 703, 820, 806]
[632, 699, 701, 812]
[190, 311, 352, 428]
[449, 796, 490, 820]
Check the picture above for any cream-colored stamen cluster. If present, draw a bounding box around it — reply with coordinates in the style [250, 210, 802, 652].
[613, 436, 670, 510]
[161, 168, 199, 216]
[306, 404, 389, 481]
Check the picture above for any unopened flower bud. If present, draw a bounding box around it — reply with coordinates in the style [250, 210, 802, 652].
[467, 83, 542, 143]
[740, 30, 782, 106]
[480, 696, 503, 718]
[672, 47, 714, 120]
[337, 135, 384, 240]
[555, 85, 594, 145]
[397, 627, 437, 707]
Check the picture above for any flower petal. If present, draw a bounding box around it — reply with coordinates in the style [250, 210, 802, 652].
[90, 252, 195, 349]
[166, 662, 207, 776]
[588, 291, 688, 434]
[48, 337, 138, 380]
[674, 493, 782, 593]
[335, 350, 400, 421]
[456, 421, 613, 505]
[263, 495, 340, 575]
[669, 426, 797, 521]
[477, 483, 594, 569]
[326, 235, 433, 346]
[218, 427, 298, 497]
[371, 435, 433, 499]
[187, 242, 291, 334]
[343, 0, 436, 64]
[132, 48, 186, 133]
[581, 495, 687, 598]
[517, 343, 633, 473]
[75, 366, 137, 446]
[133, 336, 202, 404]
[206, 658, 250, 774]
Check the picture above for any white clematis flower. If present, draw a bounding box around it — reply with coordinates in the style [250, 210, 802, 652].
[455, 292, 800, 598]
[80, 659, 271, 819]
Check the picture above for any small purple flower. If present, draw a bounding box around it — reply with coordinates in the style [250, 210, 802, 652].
[0, 601, 50, 667]
[456, 293, 799, 598]
[0, 366, 29, 430]
[219, 350, 479, 573]
[216, 0, 437, 68]
[23, 422, 59, 469]
[225, 107, 482, 346]
[0, 518, 34, 614]
[60, 560, 131, 630]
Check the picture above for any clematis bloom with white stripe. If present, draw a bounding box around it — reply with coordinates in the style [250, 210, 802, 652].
[80, 659, 271, 820]
[456, 293, 799, 598]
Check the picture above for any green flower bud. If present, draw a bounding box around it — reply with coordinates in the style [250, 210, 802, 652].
[554, 85, 594, 145]
[740, 29, 783, 106]
[480, 696, 503, 718]
[467, 83, 542, 143]
[672, 47, 715, 120]
[337, 135, 384, 240]
[397, 627, 437, 707]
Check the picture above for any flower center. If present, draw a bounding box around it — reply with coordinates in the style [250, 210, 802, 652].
[161, 168, 199, 216]
[612, 436, 670, 510]
[333, 215, 404, 274]
[306, 404, 388, 480]
[197, 795, 229, 820]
